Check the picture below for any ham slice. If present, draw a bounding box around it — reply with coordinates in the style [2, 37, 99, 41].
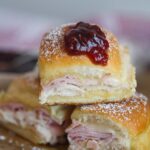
[40, 75, 84, 102]
[66, 122, 115, 147]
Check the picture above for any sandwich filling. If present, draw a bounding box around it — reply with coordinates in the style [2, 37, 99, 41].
[66, 122, 130, 150]
[40, 71, 134, 103]
[0, 103, 66, 144]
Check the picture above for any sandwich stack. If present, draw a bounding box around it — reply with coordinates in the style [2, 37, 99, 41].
[38, 22, 150, 150]
[0, 21, 149, 150]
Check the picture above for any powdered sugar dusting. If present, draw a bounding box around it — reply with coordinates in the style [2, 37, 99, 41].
[81, 93, 148, 123]
[40, 25, 65, 61]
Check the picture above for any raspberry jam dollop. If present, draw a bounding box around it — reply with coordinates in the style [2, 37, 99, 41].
[64, 22, 109, 65]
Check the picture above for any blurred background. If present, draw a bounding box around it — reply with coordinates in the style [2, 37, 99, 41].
[0, 0, 149, 96]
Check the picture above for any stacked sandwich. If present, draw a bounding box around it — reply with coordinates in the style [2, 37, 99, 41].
[0, 22, 150, 150]
[38, 22, 150, 150]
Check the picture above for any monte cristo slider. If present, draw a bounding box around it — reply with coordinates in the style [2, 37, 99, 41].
[38, 22, 136, 105]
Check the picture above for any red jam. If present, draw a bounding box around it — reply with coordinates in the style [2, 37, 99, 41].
[64, 22, 109, 65]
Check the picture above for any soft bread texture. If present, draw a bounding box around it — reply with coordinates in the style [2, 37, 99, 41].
[0, 75, 73, 144]
[67, 94, 150, 150]
[0, 126, 67, 150]
[38, 23, 136, 105]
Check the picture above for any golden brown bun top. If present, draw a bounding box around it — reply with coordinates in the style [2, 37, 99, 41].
[39, 22, 122, 78]
[72, 94, 150, 137]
